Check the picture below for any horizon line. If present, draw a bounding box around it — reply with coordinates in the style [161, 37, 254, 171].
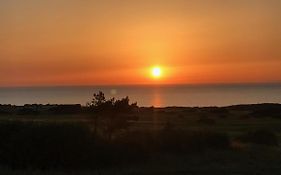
[1, 82, 281, 89]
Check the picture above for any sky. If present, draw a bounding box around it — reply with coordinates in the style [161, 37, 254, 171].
[0, 0, 281, 86]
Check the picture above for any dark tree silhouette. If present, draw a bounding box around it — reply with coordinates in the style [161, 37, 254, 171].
[89, 91, 138, 139]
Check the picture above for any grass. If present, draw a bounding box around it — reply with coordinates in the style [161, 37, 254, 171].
[1, 148, 281, 175]
[0, 104, 281, 174]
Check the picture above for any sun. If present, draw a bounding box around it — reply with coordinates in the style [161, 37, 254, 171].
[151, 66, 162, 78]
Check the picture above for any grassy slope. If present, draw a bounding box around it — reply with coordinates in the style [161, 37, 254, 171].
[0, 105, 281, 174]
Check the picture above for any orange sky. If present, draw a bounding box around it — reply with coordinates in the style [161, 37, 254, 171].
[0, 0, 281, 86]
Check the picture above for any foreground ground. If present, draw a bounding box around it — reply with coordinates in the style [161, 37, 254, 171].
[0, 104, 281, 175]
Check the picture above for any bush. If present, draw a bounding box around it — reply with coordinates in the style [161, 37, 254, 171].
[88, 91, 139, 140]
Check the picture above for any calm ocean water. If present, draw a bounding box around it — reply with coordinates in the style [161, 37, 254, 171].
[0, 84, 280, 107]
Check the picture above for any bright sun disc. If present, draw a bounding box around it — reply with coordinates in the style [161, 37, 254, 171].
[152, 67, 162, 78]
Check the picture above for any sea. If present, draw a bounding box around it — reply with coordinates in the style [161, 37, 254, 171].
[0, 84, 280, 107]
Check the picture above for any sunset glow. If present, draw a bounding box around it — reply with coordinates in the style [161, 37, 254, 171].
[1, 1, 281, 173]
[0, 1, 281, 86]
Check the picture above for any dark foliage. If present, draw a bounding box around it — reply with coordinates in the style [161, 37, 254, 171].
[227, 103, 281, 118]
[0, 122, 96, 169]
[0, 105, 14, 114]
[48, 104, 82, 114]
[197, 118, 216, 125]
[88, 91, 139, 139]
[17, 108, 39, 115]
[0, 121, 231, 170]
[237, 129, 279, 146]
[0, 102, 279, 170]
[159, 129, 230, 153]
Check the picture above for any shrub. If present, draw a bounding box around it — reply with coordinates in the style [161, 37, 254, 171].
[88, 91, 139, 140]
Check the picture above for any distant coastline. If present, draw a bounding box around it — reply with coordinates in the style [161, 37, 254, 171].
[1, 103, 281, 117]
[1, 84, 280, 107]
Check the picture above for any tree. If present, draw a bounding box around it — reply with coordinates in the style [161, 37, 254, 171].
[89, 91, 138, 140]
[92, 91, 106, 107]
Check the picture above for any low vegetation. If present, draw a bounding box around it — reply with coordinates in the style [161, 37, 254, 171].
[236, 129, 279, 146]
[0, 93, 281, 174]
